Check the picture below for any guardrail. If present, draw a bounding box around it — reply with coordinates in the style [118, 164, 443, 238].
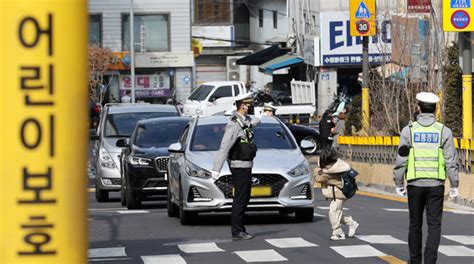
[337, 136, 473, 174]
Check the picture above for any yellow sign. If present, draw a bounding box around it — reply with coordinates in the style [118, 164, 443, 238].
[0, 0, 88, 263]
[442, 0, 474, 32]
[349, 0, 377, 36]
[192, 39, 203, 58]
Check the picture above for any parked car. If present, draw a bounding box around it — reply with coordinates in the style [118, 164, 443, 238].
[182, 81, 246, 116]
[167, 115, 315, 225]
[118, 116, 191, 209]
[90, 103, 180, 202]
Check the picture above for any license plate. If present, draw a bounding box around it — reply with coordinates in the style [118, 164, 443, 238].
[233, 186, 272, 197]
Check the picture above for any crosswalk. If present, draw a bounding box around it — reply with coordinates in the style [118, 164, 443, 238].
[88, 235, 474, 263]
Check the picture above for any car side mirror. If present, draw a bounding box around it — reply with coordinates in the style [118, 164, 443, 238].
[168, 142, 184, 153]
[209, 95, 217, 102]
[300, 139, 315, 150]
[89, 129, 100, 141]
[116, 138, 129, 148]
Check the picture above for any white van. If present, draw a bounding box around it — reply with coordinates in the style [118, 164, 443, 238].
[183, 81, 246, 116]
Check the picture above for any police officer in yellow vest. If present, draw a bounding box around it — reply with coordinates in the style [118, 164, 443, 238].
[394, 92, 459, 264]
[211, 93, 261, 240]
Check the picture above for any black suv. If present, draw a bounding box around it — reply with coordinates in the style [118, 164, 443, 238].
[118, 116, 191, 209]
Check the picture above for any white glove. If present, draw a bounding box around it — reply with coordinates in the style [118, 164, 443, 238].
[449, 187, 459, 199]
[395, 187, 407, 197]
[211, 171, 220, 180]
[255, 109, 263, 119]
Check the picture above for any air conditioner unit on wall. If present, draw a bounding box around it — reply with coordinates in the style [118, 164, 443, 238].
[227, 56, 246, 82]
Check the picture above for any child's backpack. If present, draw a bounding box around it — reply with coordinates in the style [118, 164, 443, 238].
[339, 168, 359, 199]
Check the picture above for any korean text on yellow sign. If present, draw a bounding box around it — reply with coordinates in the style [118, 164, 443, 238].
[349, 0, 377, 37]
[443, 0, 474, 31]
[0, 0, 88, 263]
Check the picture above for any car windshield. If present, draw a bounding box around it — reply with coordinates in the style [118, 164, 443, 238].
[104, 112, 178, 137]
[190, 122, 296, 151]
[188, 85, 214, 101]
[133, 121, 188, 148]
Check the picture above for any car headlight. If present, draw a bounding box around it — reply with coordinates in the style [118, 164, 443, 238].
[185, 160, 211, 178]
[288, 161, 310, 177]
[196, 108, 203, 115]
[99, 147, 116, 169]
[129, 156, 152, 166]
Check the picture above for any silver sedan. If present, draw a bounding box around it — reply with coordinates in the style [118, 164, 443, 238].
[167, 115, 315, 225]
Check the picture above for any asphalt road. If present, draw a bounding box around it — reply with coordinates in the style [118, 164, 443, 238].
[88, 188, 474, 264]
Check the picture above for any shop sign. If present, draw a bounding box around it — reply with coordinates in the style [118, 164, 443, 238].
[135, 52, 194, 68]
[119, 73, 171, 98]
[192, 26, 234, 47]
[407, 0, 431, 13]
[320, 11, 392, 66]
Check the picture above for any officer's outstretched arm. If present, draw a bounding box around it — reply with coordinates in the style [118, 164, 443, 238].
[441, 127, 459, 188]
[393, 126, 411, 188]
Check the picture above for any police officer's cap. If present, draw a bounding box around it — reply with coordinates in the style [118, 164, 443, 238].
[416, 92, 439, 104]
[263, 102, 277, 112]
[234, 92, 253, 104]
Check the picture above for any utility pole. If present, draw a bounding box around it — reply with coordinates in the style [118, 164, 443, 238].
[362, 36, 369, 131]
[130, 0, 136, 103]
[461, 32, 472, 138]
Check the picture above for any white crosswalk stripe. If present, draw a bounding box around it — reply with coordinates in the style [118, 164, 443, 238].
[177, 242, 225, 253]
[265, 237, 318, 248]
[141, 254, 187, 264]
[234, 249, 288, 262]
[438, 246, 474, 257]
[449, 209, 474, 215]
[383, 208, 409, 212]
[330, 245, 386, 258]
[355, 235, 407, 244]
[116, 210, 149, 214]
[443, 235, 474, 245]
[88, 247, 127, 258]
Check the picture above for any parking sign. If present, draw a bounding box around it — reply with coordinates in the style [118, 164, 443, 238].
[443, 0, 474, 31]
[349, 0, 377, 36]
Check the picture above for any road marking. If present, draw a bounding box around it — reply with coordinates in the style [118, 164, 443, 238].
[331, 245, 386, 258]
[234, 249, 287, 262]
[89, 208, 125, 211]
[88, 187, 95, 193]
[177, 242, 225, 253]
[141, 254, 187, 264]
[450, 209, 474, 215]
[88, 247, 126, 258]
[356, 190, 408, 203]
[265, 237, 318, 248]
[116, 210, 149, 214]
[164, 239, 233, 246]
[438, 245, 474, 256]
[443, 235, 474, 245]
[317, 206, 349, 210]
[313, 212, 326, 217]
[383, 208, 409, 212]
[355, 235, 407, 244]
[378, 255, 407, 264]
[89, 257, 132, 262]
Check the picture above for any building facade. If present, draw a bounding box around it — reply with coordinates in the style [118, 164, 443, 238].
[88, 0, 193, 104]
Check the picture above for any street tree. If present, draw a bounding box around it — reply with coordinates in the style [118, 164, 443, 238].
[88, 45, 115, 103]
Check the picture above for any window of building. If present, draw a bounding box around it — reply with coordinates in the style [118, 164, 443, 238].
[89, 15, 102, 46]
[312, 15, 316, 31]
[122, 14, 169, 52]
[273, 11, 277, 29]
[194, 0, 230, 24]
[259, 9, 263, 27]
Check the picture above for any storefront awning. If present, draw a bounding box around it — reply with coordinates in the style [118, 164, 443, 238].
[236, 45, 289, 65]
[258, 54, 304, 74]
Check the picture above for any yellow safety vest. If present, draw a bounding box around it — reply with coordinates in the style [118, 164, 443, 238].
[406, 121, 446, 181]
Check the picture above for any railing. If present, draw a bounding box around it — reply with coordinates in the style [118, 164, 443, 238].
[337, 136, 473, 174]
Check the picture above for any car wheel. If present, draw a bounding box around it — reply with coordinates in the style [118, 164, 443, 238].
[179, 183, 196, 225]
[167, 181, 179, 218]
[125, 180, 141, 209]
[95, 184, 109, 202]
[295, 208, 314, 222]
[302, 135, 320, 155]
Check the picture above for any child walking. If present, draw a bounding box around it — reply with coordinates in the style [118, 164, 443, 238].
[315, 149, 359, 240]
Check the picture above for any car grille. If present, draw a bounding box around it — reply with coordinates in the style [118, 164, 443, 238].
[111, 178, 122, 185]
[215, 174, 288, 198]
[155, 157, 169, 173]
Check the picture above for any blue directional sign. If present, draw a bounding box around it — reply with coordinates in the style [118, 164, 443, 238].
[355, 1, 370, 19]
[121, 54, 131, 67]
[451, 0, 471, 8]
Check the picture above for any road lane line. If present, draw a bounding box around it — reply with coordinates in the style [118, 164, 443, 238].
[89, 257, 132, 262]
[378, 255, 407, 264]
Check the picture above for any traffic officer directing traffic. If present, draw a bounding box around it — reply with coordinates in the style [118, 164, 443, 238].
[211, 93, 261, 240]
[393, 92, 459, 264]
